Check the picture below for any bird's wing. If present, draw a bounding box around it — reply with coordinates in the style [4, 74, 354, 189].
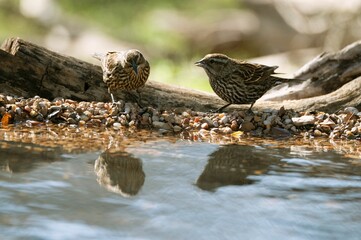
[232, 62, 278, 84]
[104, 52, 126, 72]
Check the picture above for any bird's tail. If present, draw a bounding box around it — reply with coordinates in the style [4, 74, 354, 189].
[273, 76, 306, 86]
[92, 52, 106, 61]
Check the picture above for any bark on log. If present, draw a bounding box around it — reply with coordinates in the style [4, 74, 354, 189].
[270, 40, 361, 101]
[1, 37, 361, 113]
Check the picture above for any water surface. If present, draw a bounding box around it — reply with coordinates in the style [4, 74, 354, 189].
[1, 134, 361, 240]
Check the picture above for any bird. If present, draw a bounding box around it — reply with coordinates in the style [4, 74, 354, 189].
[93, 49, 150, 105]
[195, 53, 295, 112]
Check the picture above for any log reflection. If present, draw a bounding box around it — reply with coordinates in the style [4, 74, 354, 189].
[94, 149, 145, 197]
[196, 144, 273, 191]
[0, 140, 62, 173]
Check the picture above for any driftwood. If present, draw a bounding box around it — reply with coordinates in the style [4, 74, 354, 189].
[1, 37, 361, 112]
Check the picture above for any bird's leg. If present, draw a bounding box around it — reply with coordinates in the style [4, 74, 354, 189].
[109, 91, 122, 109]
[135, 89, 144, 108]
[246, 102, 255, 115]
[110, 93, 116, 105]
[213, 103, 232, 113]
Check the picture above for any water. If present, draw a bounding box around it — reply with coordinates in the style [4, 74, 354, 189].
[1, 138, 361, 240]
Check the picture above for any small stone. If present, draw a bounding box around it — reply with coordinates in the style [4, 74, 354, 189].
[171, 116, 181, 125]
[220, 115, 229, 125]
[29, 110, 38, 117]
[182, 118, 190, 126]
[153, 121, 172, 130]
[344, 107, 359, 115]
[283, 118, 292, 125]
[193, 122, 201, 129]
[80, 114, 90, 122]
[173, 125, 182, 132]
[270, 127, 291, 138]
[67, 118, 77, 124]
[201, 122, 209, 130]
[221, 126, 233, 134]
[163, 114, 176, 124]
[96, 102, 104, 108]
[129, 120, 135, 127]
[244, 115, 253, 122]
[351, 126, 358, 134]
[152, 115, 160, 122]
[314, 129, 322, 137]
[210, 128, 219, 135]
[120, 119, 128, 126]
[290, 126, 297, 132]
[124, 103, 131, 114]
[198, 129, 210, 137]
[263, 115, 275, 128]
[240, 121, 255, 132]
[291, 115, 316, 126]
[319, 117, 336, 129]
[141, 113, 150, 125]
[230, 120, 238, 131]
[253, 115, 262, 122]
[68, 124, 78, 129]
[113, 122, 122, 129]
[201, 118, 213, 128]
[182, 112, 190, 118]
[345, 130, 354, 139]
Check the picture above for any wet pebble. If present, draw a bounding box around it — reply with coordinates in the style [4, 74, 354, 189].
[240, 121, 255, 132]
[1, 94, 360, 140]
[153, 121, 172, 130]
[292, 115, 316, 126]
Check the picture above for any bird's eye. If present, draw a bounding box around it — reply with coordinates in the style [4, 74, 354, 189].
[209, 59, 215, 64]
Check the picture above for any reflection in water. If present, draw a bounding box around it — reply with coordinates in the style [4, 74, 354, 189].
[197, 144, 278, 191]
[94, 149, 145, 197]
[0, 140, 62, 173]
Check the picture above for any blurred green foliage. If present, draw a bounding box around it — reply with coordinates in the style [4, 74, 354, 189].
[57, 0, 240, 54]
[57, 0, 241, 91]
[0, 1, 46, 40]
[0, 0, 242, 92]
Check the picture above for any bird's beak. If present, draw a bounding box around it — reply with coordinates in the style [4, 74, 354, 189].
[131, 60, 138, 74]
[194, 59, 204, 67]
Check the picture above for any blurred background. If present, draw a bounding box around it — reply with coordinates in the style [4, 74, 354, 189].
[1, 0, 361, 92]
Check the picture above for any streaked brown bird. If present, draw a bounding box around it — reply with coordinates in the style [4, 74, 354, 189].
[93, 49, 150, 104]
[195, 53, 294, 112]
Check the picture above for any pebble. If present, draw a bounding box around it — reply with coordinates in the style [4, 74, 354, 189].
[201, 122, 209, 130]
[344, 107, 358, 114]
[240, 121, 255, 132]
[292, 115, 316, 126]
[270, 127, 291, 138]
[314, 129, 322, 137]
[221, 126, 233, 134]
[220, 116, 229, 125]
[230, 120, 238, 131]
[153, 121, 172, 130]
[113, 122, 121, 129]
[173, 125, 182, 132]
[1, 93, 360, 140]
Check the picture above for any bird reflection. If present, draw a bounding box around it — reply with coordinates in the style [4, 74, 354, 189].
[94, 149, 145, 197]
[196, 144, 273, 191]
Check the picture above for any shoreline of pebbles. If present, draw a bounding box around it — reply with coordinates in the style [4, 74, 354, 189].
[1, 94, 361, 140]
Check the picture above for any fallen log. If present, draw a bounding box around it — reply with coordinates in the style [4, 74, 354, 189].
[1, 37, 361, 112]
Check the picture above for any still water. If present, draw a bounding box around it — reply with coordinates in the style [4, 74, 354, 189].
[1, 136, 361, 240]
